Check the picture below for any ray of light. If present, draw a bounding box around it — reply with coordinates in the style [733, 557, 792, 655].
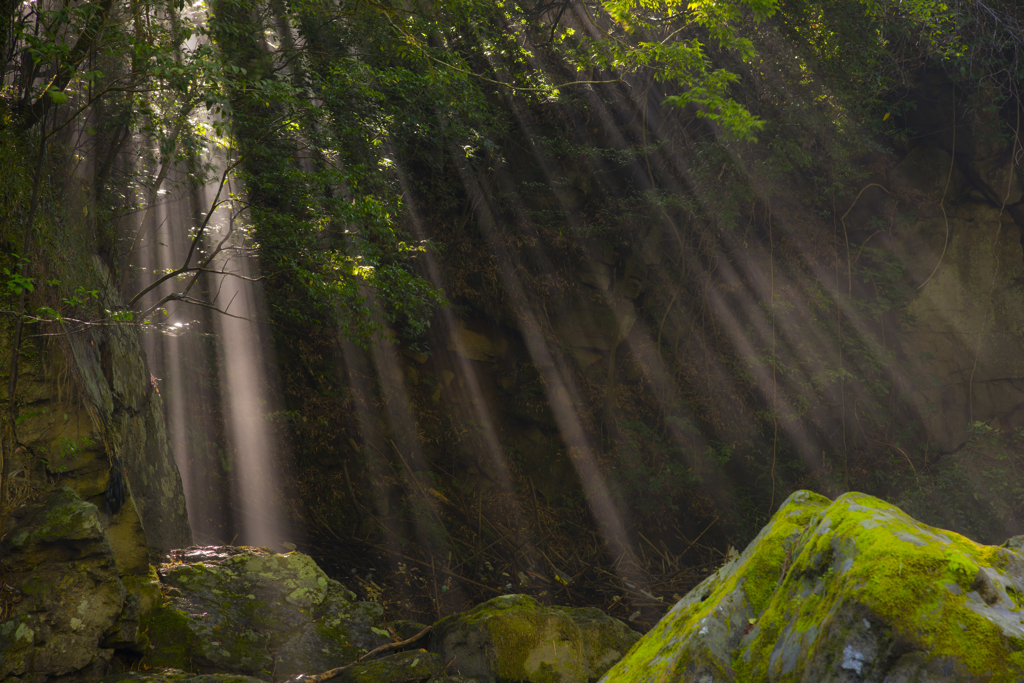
[206, 171, 291, 548]
[134, 150, 231, 542]
[469, 4, 970, 516]
[130, 55, 295, 546]
[394, 163, 542, 575]
[446, 148, 650, 590]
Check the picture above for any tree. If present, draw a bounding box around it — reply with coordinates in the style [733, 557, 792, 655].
[4, 0, 1011, 516]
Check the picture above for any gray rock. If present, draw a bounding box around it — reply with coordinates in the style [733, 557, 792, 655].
[579, 262, 612, 291]
[392, 620, 431, 640]
[971, 151, 1023, 205]
[893, 194, 1024, 450]
[552, 299, 635, 352]
[447, 320, 507, 362]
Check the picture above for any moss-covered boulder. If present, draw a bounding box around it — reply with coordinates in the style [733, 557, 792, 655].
[146, 546, 389, 680]
[0, 488, 129, 683]
[429, 594, 640, 683]
[599, 490, 1024, 682]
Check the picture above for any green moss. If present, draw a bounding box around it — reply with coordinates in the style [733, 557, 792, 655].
[563, 607, 639, 676]
[437, 595, 547, 678]
[98, 669, 197, 683]
[122, 566, 163, 620]
[730, 492, 831, 614]
[338, 650, 442, 683]
[491, 616, 542, 678]
[144, 604, 197, 671]
[530, 661, 564, 683]
[736, 493, 1024, 681]
[826, 495, 1017, 675]
[597, 492, 833, 682]
[792, 592, 822, 633]
[311, 611, 368, 663]
[7, 490, 102, 554]
[606, 491, 1024, 682]
[1007, 586, 1024, 611]
[434, 594, 600, 681]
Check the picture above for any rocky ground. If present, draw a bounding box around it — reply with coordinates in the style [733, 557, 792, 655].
[5, 486, 1024, 682]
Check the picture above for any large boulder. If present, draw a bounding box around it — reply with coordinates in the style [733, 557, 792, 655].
[599, 490, 1024, 682]
[146, 546, 389, 680]
[0, 488, 132, 683]
[429, 594, 640, 683]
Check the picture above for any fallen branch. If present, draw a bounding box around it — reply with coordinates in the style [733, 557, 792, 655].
[290, 625, 432, 683]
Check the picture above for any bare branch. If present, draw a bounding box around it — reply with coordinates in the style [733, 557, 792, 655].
[138, 292, 259, 323]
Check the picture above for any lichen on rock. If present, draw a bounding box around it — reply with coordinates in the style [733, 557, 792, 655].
[145, 546, 389, 680]
[0, 488, 130, 683]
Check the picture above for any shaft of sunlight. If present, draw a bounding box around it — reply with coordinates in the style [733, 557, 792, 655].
[207, 177, 290, 548]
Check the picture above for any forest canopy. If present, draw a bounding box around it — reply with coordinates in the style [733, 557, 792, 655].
[0, 0, 1020, 340]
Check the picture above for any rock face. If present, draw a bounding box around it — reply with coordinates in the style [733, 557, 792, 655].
[429, 594, 640, 683]
[145, 552, 642, 683]
[0, 488, 149, 683]
[891, 146, 1024, 449]
[1, 256, 191, 562]
[600, 490, 1024, 682]
[0, 255, 195, 683]
[146, 546, 390, 680]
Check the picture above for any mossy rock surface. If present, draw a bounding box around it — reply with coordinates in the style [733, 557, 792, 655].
[145, 546, 388, 680]
[0, 488, 127, 683]
[429, 593, 639, 683]
[334, 649, 444, 683]
[599, 490, 1024, 682]
[3, 486, 107, 560]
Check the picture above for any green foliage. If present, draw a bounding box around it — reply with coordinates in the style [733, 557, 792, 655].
[557, 0, 780, 139]
[206, 0, 488, 343]
[776, 0, 1024, 126]
[3, 0, 1020, 587]
[7, 0, 921, 345]
[2, 257, 34, 296]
